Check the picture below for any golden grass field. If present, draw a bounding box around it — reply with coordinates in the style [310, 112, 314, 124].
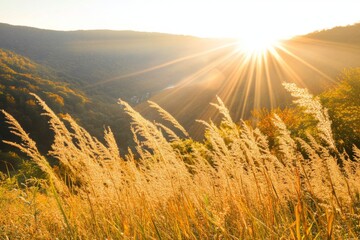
[1, 82, 359, 239]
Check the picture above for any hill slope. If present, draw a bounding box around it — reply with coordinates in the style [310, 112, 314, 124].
[0, 49, 130, 154]
[306, 23, 360, 45]
[0, 22, 227, 102]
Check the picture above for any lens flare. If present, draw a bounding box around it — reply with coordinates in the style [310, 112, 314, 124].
[236, 36, 281, 56]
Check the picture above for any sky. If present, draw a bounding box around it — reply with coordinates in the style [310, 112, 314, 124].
[0, 0, 359, 40]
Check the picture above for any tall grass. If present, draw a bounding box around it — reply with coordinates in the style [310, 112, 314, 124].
[0, 83, 359, 239]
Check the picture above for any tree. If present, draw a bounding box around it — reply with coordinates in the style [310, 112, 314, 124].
[320, 68, 360, 154]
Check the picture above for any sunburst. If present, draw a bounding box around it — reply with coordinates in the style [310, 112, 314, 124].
[236, 35, 281, 57]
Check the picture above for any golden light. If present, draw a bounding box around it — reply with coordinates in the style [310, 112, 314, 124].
[236, 36, 281, 56]
[89, 22, 342, 135]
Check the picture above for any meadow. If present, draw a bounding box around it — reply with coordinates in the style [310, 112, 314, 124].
[0, 82, 359, 239]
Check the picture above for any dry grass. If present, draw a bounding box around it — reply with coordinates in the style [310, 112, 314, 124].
[1, 82, 360, 239]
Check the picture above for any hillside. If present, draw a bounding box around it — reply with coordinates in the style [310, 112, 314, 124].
[0, 23, 228, 102]
[306, 22, 360, 45]
[0, 49, 130, 157]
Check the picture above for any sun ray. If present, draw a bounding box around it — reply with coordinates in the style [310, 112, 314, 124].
[132, 30, 356, 139]
[219, 53, 251, 116]
[267, 47, 308, 87]
[277, 44, 336, 84]
[263, 51, 276, 109]
[84, 41, 238, 89]
[240, 51, 258, 118]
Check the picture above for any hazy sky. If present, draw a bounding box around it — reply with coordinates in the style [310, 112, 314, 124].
[0, 0, 359, 39]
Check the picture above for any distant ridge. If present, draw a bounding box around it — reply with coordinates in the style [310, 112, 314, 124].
[306, 23, 360, 44]
[0, 22, 201, 36]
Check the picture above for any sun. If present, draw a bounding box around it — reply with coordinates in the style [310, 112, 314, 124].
[235, 34, 281, 56]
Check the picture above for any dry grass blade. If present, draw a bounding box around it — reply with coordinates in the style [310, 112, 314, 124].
[210, 96, 238, 132]
[282, 82, 336, 150]
[1, 109, 66, 193]
[353, 145, 360, 161]
[148, 100, 189, 138]
[155, 123, 180, 142]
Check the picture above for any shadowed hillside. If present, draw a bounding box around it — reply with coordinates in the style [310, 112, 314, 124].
[0, 49, 131, 157]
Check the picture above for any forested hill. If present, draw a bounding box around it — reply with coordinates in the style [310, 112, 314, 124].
[0, 49, 130, 154]
[305, 23, 360, 45]
[0, 48, 87, 116]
